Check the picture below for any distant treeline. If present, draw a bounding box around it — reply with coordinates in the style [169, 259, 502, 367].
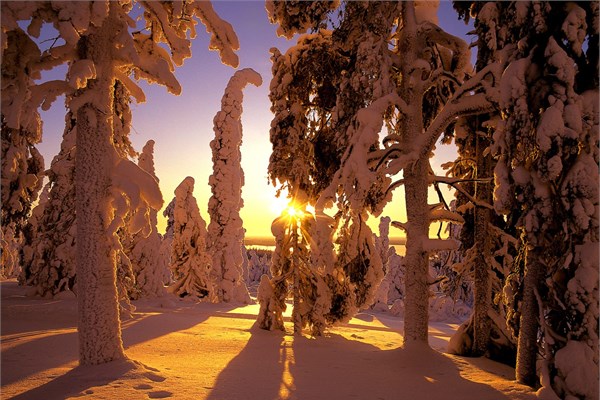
[245, 236, 406, 247]
[245, 247, 273, 258]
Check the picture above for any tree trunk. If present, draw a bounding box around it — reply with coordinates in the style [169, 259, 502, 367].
[515, 249, 542, 386]
[472, 135, 492, 356]
[403, 159, 430, 346]
[292, 221, 302, 334]
[399, 1, 430, 347]
[76, 4, 125, 365]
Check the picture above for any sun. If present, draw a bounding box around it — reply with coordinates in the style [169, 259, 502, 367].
[269, 194, 306, 220]
[284, 205, 302, 218]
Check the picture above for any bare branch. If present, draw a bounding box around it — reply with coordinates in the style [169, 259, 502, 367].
[384, 179, 405, 198]
[429, 175, 493, 185]
[437, 178, 494, 210]
[391, 220, 407, 232]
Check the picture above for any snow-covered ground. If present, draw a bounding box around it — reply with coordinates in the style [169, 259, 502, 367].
[1, 279, 535, 399]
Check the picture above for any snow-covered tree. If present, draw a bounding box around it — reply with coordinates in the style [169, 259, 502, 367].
[160, 197, 176, 279]
[127, 140, 170, 299]
[163, 198, 175, 238]
[247, 249, 271, 285]
[257, 199, 330, 335]
[1, 8, 48, 279]
[488, 2, 598, 396]
[265, 2, 393, 333]
[362, 1, 497, 348]
[371, 217, 391, 311]
[20, 113, 77, 297]
[169, 177, 213, 300]
[261, 30, 338, 334]
[287, 1, 497, 348]
[440, 2, 521, 361]
[72, 2, 164, 365]
[5, 0, 240, 365]
[207, 68, 262, 304]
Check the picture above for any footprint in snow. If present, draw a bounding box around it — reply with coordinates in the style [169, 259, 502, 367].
[134, 383, 154, 390]
[143, 371, 167, 382]
[148, 390, 173, 399]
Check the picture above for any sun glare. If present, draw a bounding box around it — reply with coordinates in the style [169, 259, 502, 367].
[270, 194, 290, 215]
[285, 205, 301, 218]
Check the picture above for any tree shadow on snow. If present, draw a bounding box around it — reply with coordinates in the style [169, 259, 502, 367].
[207, 327, 517, 400]
[121, 300, 239, 348]
[290, 335, 515, 400]
[8, 358, 164, 400]
[206, 325, 287, 400]
[1, 282, 237, 391]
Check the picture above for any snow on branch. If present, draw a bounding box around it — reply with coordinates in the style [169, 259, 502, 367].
[419, 63, 502, 159]
[417, 21, 470, 79]
[421, 93, 495, 158]
[422, 238, 460, 253]
[265, 0, 339, 39]
[317, 93, 400, 212]
[115, 70, 146, 104]
[140, 1, 192, 67]
[109, 157, 163, 238]
[131, 32, 182, 95]
[193, 1, 240, 68]
[67, 60, 96, 89]
[383, 178, 405, 198]
[429, 208, 465, 224]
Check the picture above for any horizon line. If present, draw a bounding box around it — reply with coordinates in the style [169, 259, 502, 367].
[244, 236, 407, 246]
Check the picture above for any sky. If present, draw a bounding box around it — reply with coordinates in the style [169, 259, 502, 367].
[36, 1, 473, 239]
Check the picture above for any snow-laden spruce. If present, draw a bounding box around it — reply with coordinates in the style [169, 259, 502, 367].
[169, 177, 213, 300]
[127, 140, 170, 299]
[20, 79, 146, 302]
[489, 2, 598, 397]
[371, 217, 392, 311]
[441, 2, 519, 363]
[207, 68, 262, 304]
[246, 249, 271, 285]
[1, 13, 46, 279]
[257, 198, 331, 335]
[20, 114, 77, 297]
